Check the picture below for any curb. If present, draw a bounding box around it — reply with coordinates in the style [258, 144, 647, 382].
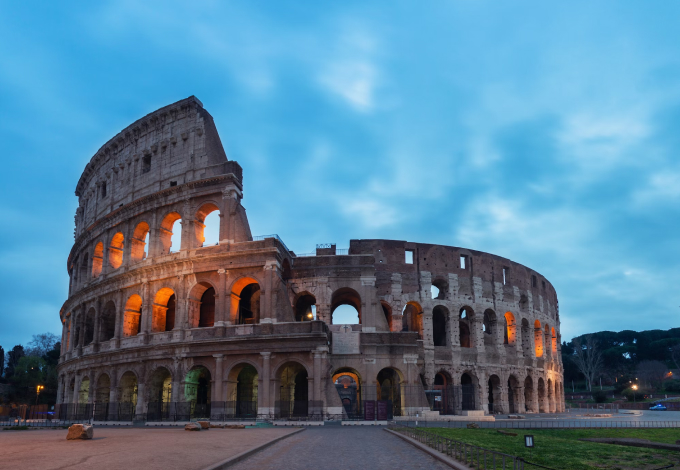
[201, 427, 305, 470]
[383, 428, 472, 470]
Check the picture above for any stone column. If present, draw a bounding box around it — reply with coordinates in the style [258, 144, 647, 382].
[262, 262, 275, 322]
[140, 281, 151, 343]
[517, 384, 526, 413]
[114, 289, 123, 348]
[67, 315, 74, 354]
[172, 358, 182, 403]
[135, 383, 145, 419]
[313, 351, 322, 404]
[93, 299, 101, 349]
[213, 355, 224, 402]
[472, 316, 485, 353]
[72, 373, 81, 404]
[449, 306, 460, 347]
[216, 269, 228, 326]
[180, 199, 192, 251]
[260, 352, 271, 418]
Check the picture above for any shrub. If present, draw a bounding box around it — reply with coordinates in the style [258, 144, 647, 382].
[623, 388, 647, 401]
[592, 390, 608, 403]
[664, 381, 680, 392]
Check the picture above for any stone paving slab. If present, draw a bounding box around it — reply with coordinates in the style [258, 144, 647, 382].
[0, 426, 299, 470]
[228, 426, 454, 470]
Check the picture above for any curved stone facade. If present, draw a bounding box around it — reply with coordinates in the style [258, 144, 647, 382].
[57, 96, 565, 420]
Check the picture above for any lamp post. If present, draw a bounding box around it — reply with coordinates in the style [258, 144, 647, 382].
[36, 385, 44, 405]
[632, 384, 638, 405]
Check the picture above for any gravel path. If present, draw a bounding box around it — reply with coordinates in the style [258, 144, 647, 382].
[229, 426, 451, 470]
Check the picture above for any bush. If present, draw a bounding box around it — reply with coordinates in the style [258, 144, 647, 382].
[592, 390, 608, 403]
[623, 388, 647, 401]
[664, 381, 680, 392]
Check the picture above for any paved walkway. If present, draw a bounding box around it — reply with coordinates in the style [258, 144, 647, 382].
[229, 426, 451, 470]
[0, 427, 298, 470]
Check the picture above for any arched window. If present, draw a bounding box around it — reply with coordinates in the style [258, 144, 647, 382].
[123, 295, 142, 337]
[483, 309, 495, 335]
[80, 253, 89, 283]
[432, 306, 448, 347]
[92, 242, 104, 277]
[195, 203, 220, 247]
[109, 232, 124, 269]
[331, 288, 361, 325]
[459, 307, 473, 348]
[534, 320, 544, 357]
[131, 222, 150, 262]
[504, 312, 516, 345]
[152, 288, 176, 332]
[100, 301, 116, 342]
[229, 278, 261, 325]
[402, 302, 423, 335]
[295, 294, 316, 322]
[160, 212, 182, 254]
[84, 308, 95, 345]
[199, 287, 215, 327]
[431, 278, 448, 300]
[277, 362, 308, 418]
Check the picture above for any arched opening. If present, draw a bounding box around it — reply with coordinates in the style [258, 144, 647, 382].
[519, 294, 528, 311]
[459, 307, 473, 348]
[92, 242, 103, 277]
[119, 371, 138, 420]
[195, 203, 220, 247]
[199, 287, 215, 327]
[331, 288, 361, 325]
[504, 312, 517, 345]
[277, 362, 309, 418]
[524, 376, 534, 412]
[432, 306, 448, 347]
[227, 364, 259, 418]
[130, 222, 150, 262]
[295, 293, 316, 322]
[84, 308, 95, 345]
[160, 212, 182, 254]
[547, 378, 555, 413]
[521, 319, 531, 357]
[99, 301, 116, 342]
[123, 294, 142, 337]
[487, 374, 502, 414]
[152, 288, 176, 332]
[333, 368, 362, 419]
[402, 302, 423, 336]
[461, 373, 476, 410]
[78, 377, 90, 404]
[544, 324, 551, 355]
[146, 367, 173, 421]
[551, 327, 557, 354]
[432, 371, 454, 415]
[185, 366, 211, 418]
[534, 320, 544, 357]
[95, 374, 110, 403]
[483, 309, 496, 343]
[537, 378, 546, 413]
[80, 253, 89, 283]
[381, 302, 393, 331]
[431, 278, 448, 300]
[377, 368, 402, 418]
[109, 232, 124, 269]
[229, 277, 261, 325]
[508, 375, 520, 414]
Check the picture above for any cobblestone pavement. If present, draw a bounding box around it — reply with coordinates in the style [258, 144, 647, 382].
[229, 426, 452, 470]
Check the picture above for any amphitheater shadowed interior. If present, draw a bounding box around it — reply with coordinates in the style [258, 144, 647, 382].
[56, 96, 564, 422]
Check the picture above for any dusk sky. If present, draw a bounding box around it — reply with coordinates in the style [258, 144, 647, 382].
[1, 1, 679, 349]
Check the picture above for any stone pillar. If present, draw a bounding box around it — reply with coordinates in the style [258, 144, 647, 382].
[113, 289, 124, 348]
[213, 355, 224, 402]
[180, 199, 192, 251]
[499, 377, 509, 414]
[93, 299, 101, 349]
[449, 306, 460, 347]
[140, 281, 151, 343]
[313, 350, 322, 404]
[472, 316, 485, 353]
[517, 384, 526, 413]
[260, 352, 271, 418]
[216, 269, 228, 326]
[172, 358, 182, 403]
[72, 373, 81, 404]
[262, 262, 275, 322]
[135, 383, 145, 419]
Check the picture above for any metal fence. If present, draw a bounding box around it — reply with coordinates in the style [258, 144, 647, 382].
[398, 419, 680, 429]
[389, 424, 529, 469]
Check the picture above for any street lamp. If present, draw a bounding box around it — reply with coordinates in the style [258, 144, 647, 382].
[36, 385, 44, 405]
[632, 384, 638, 404]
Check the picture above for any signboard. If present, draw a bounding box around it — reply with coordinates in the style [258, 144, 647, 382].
[364, 400, 376, 421]
[377, 400, 390, 421]
[332, 328, 360, 355]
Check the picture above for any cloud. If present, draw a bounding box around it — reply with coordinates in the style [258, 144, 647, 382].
[632, 170, 680, 206]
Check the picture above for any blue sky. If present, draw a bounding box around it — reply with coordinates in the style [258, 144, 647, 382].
[1, 1, 680, 348]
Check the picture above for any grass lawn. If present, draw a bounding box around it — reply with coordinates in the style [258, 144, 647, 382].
[423, 428, 680, 470]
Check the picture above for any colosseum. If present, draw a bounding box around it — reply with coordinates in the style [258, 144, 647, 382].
[56, 96, 565, 423]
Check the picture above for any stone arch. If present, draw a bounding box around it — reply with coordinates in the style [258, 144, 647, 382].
[130, 221, 150, 262]
[123, 294, 142, 337]
[504, 311, 517, 345]
[119, 370, 138, 406]
[381, 301, 393, 331]
[108, 232, 125, 269]
[460, 372, 477, 410]
[276, 361, 310, 418]
[524, 375, 534, 412]
[551, 327, 557, 354]
[184, 366, 212, 407]
[229, 276, 261, 325]
[294, 292, 316, 322]
[433, 370, 454, 415]
[159, 211, 182, 254]
[431, 277, 448, 300]
[377, 367, 404, 418]
[92, 242, 104, 277]
[487, 374, 502, 413]
[99, 300, 116, 342]
[459, 306, 474, 348]
[537, 377, 546, 412]
[547, 378, 555, 413]
[402, 301, 423, 336]
[432, 305, 448, 347]
[534, 320, 544, 357]
[152, 287, 176, 332]
[147, 367, 173, 404]
[331, 287, 362, 325]
[226, 363, 259, 418]
[508, 375, 520, 414]
[333, 367, 362, 418]
[78, 375, 91, 404]
[84, 307, 96, 345]
[188, 281, 218, 328]
[95, 373, 110, 403]
[194, 202, 221, 247]
[521, 318, 532, 357]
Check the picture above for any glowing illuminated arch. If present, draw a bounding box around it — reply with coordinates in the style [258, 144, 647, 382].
[188, 281, 217, 328]
[534, 319, 544, 357]
[194, 202, 220, 247]
[504, 311, 517, 345]
[152, 287, 176, 332]
[131, 221, 150, 262]
[159, 211, 182, 254]
[109, 232, 124, 269]
[229, 276, 262, 325]
[123, 294, 142, 337]
[92, 242, 104, 277]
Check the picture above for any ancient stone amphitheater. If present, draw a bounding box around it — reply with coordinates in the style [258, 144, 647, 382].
[57, 96, 564, 422]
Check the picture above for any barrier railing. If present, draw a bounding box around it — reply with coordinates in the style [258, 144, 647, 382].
[398, 419, 680, 429]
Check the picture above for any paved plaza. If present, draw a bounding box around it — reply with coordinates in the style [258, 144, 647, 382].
[0, 427, 298, 470]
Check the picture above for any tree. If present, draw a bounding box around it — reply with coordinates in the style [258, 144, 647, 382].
[25, 333, 59, 358]
[636, 360, 667, 390]
[4, 345, 25, 378]
[571, 335, 603, 391]
[671, 344, 680, 370]
[0, 346, 4, 379]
